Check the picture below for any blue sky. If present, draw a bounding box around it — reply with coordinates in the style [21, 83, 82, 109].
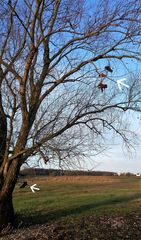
[81, 111, 141, 173]
[21, 0, 141, 174]
[95, 143, 141, 174]
[84, 3, 141, 174]
[40, 110, 141, 173]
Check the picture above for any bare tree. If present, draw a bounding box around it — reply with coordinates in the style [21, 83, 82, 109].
[0, 0, 141, 230]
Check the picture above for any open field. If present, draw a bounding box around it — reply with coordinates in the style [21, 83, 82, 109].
[2, 175, 141, 239]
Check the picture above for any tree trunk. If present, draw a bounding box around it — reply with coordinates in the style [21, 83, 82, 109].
[0, 194, 14, 231]
[0, 67, 7, 167]
[0, 158, 21, 232]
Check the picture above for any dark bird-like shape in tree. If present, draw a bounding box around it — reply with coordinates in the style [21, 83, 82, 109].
[19, 181, 28, 188]
[105, 66, 113, 73]
[8, 0, 12, 5]
[98, 81, 107, 92]
[99, 73, 107, 78]
[69, 22, 75, 30]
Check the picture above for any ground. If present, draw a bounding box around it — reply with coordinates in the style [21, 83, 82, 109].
[1, 176, 141, 239]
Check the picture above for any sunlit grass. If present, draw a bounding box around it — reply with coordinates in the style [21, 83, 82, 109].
[13, 176, 141, 225]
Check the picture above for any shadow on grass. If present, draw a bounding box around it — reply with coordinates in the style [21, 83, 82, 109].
[15, 192, 141, 228]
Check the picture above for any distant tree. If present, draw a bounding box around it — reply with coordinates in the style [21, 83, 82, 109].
[0, 0, 141, 230]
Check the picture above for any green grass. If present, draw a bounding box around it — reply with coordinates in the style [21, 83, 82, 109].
[13, 176, 141, 226]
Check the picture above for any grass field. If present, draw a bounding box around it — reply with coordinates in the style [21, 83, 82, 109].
[2, 175, 141, 239]
[13, 175, 141, 227]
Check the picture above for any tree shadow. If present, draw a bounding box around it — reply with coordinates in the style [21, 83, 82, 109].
[15, 192, 141, 229]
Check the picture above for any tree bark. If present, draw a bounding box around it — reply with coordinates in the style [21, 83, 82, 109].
[0, 158, 21, 232]
[0, 66, 7, 167]
[0, 194, 14, 231]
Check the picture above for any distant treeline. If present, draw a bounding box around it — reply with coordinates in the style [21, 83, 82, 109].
[20, 168, 118, 177]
